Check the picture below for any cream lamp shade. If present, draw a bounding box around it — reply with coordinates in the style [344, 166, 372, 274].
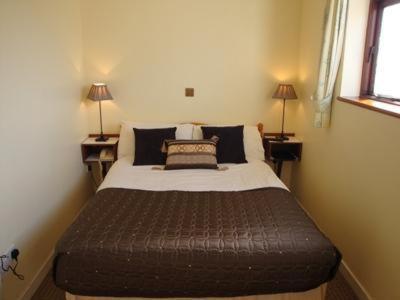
[272, 84, 298, 100]
[87, 83, 113, 101]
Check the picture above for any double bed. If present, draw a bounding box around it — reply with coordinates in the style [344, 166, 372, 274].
[54, 122, 341, 300]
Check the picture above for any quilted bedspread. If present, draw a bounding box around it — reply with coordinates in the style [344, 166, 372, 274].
[54, 188, 341, 297]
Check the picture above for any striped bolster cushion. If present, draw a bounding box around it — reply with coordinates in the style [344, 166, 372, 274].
[164, 137, 219, 170]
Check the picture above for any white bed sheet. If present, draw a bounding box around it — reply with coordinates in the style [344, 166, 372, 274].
[99, 157, 287, 192]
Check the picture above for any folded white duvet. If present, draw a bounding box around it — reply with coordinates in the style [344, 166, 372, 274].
[99, 157, 287, 192]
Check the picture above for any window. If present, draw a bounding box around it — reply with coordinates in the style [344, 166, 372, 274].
[361, 0, 400, 103]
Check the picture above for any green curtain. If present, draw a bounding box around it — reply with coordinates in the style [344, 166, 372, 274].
[313, 0, 348, 128]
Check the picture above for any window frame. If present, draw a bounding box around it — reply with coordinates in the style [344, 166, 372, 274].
[360, 0, 400, 104]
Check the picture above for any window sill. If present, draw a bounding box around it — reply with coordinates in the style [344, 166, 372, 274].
[337, 96, 400, 119]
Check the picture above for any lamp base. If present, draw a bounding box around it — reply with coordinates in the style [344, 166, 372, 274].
[95, 135, 109, 142]
[276, 135, 290, 141]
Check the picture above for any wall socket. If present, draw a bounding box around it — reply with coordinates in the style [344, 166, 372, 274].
[0, 245, 16, 277]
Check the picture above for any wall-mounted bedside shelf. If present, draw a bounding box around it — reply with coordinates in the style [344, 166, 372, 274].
[81, 137, 119, 178]
[263, 135, 303, 178]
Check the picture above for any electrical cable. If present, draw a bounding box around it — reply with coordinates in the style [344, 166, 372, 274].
[0, 254, 24, 280]
[8, 260, 24, 280]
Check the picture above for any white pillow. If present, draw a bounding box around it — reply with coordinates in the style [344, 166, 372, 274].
[118, 122, 194, 159]
[243, 126, 265, 162]
[193, 125, 265, 162]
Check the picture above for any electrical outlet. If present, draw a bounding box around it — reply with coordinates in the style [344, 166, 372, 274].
[0, 244, 16, 276]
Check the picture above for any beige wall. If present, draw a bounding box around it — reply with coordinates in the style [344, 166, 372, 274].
[293, 0, 400, 299]
[81, 0, 302, 134]
[0, 0, 91, 299]
[2, 0, 400, 299]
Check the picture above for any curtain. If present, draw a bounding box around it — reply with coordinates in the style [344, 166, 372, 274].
[313, 0, 348, 128]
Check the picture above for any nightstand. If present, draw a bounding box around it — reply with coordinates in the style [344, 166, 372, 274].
[81, 137, 119, 178]
[263, 135, 302, 178]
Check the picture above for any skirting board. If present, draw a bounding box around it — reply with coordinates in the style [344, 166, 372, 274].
[339, 261, 373, 300]
[19, 250, 54, 300]
[19, 198, 91, 300]
[296, 202, 373, 300]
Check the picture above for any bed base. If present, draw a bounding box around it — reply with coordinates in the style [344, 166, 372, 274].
[66, 284, 327, 300]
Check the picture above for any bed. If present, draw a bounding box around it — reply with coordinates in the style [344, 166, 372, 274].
[54, 122, 341, 300]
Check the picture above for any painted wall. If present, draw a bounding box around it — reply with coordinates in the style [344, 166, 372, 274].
[293, 0, 400, 299]
[0, 1, 304, 297]
[2, 0, 399, 299]
[0, 0, 91, 298]
[81, 0, 303, 134]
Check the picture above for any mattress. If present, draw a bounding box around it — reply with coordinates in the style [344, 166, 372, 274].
[54, 187, 341, 297]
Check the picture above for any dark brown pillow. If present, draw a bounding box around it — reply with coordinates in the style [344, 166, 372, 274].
[133, 127, 176, 165]
[201, 126, 247, 164]
[164, 137, 219, 170]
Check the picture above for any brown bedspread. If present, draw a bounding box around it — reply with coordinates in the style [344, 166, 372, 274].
[54, 188, 341, 298]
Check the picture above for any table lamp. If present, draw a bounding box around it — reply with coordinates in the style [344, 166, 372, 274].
[87, 83, 113, 142]
[272, 84, 298, 141]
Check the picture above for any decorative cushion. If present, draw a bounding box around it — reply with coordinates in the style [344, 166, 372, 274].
[201, 126, 247, 164]
[133, 127, 177, 165]
[119, 122, 194, 159]
[164, 137, 219, 170]
[193, 125, 264, 162]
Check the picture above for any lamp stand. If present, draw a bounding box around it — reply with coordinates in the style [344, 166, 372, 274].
[96, 100, 109, 142]
[278, 98, 289, 141]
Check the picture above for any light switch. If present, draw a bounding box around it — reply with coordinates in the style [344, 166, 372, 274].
[185, 88, 194, 97]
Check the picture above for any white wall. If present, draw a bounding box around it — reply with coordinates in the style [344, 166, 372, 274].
[0, 0, 91, 298]
[81, 0, 303, 134]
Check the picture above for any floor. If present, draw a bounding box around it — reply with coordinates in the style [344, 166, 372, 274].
[32, 271, 359, 300]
